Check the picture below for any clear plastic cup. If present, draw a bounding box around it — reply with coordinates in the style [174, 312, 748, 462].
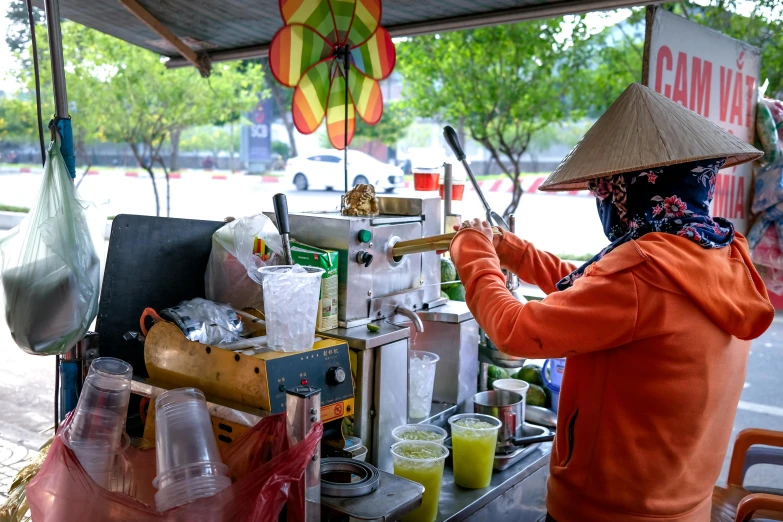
[448, 413, 501, 489]
[413, 166, 441, 191]
[408, 351, 440, 419]
[64, 357, 133, 487]
[258, 265, 325, 352]
[392, 424, 448, 443]
[153, 388, 231, 512]
[391, 441, 449, 522]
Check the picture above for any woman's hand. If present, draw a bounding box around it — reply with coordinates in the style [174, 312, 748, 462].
[438, 219, 502, 255]
[460, 218, 495, 243]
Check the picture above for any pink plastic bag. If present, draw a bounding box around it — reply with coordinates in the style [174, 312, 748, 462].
[27, 412, 321, 522]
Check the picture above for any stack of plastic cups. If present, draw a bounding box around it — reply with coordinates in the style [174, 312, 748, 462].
[65, 357, 133, 488]
[153, 388, 231, 512]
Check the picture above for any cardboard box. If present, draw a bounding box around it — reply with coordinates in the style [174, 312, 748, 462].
[290, 241, 339, 332]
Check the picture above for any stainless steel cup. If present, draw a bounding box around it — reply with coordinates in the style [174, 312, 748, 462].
[473, 390, 524, 442]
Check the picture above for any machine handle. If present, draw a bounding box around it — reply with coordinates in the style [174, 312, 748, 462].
[443, 125, 466, 161]
[502, 410, 517, 442]
[140, 307, 163, 336]
[273, 193, 290, 236]
[391, 228, 501, 256]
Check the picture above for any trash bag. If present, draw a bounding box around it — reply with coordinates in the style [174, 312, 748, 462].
[205, 215, 282, 311]
[27, 412, 321, 522]
[0, 142, 103, 355]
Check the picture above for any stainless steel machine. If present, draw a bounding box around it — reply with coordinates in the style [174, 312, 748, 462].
[267, 196, 479, 472]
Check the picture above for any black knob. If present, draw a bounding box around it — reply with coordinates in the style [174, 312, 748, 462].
[443, 125, 466, 161]
[356, 251, 374, 267]
[327, 366, 346, 385]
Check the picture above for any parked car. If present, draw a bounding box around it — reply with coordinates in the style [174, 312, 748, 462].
[284, 150, 404, 192]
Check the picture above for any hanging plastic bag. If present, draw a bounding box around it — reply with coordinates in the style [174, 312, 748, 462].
[26, 411, 321, 522]
[0, 142, 103, 355]
[205, 215, 282, 310]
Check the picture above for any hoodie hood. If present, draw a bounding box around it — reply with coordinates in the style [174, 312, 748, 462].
[630, 232, 773, 340]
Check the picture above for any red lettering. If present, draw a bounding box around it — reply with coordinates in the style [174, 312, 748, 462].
[730, 71, 744, 126]
[714, 174, 730, 216]
[673, 52, 689, 107]
[729, 175, 737, 218]
[735, 176, 745, 219]
[719, 67, 733, 122]
[745, 75, 756, 128]
[690, 57, 712, 117]
[655, 46, 673, 97]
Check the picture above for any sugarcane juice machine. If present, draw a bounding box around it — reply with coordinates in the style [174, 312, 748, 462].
[266, 196, 480, 472]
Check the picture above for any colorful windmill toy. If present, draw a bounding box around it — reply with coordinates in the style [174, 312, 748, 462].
[269, 0, 397, 185]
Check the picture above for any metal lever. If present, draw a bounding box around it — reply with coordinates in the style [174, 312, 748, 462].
[443, 125, 509, 230]
[286, 386, 321, 522]
[273, 193, 293, 265]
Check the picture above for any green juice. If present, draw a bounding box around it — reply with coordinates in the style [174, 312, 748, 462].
[450, 418, 497, 489]
[392, 443, 447, 522]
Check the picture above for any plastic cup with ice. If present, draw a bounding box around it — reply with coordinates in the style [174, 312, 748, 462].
[259, 265, 324, 352]
[408, 351, 439, 419]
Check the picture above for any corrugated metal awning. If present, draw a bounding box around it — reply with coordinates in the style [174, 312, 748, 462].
[35, 0, 655, 69]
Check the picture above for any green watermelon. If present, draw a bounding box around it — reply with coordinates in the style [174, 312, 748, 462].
[513, 365, 543, 387]
[444, 284, 465, 302]
[441, 257, 457, 284]
[487, 365, 508, 390]
[526, 383, 547, 406]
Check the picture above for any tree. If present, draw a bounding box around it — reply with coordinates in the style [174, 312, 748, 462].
[10, 21, 263, 216]
[5, 0, 41, 61]
[261, 59, 298, 158]
[352, 100, 413, 159]
[397, 20, 596, 219]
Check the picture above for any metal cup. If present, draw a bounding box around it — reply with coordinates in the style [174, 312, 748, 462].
[473, 390, 524, 442]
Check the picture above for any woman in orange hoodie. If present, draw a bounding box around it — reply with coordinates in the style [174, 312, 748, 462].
[448, 84, 773, 522]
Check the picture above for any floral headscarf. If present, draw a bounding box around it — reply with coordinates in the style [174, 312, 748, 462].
[556, 158, 733, 291]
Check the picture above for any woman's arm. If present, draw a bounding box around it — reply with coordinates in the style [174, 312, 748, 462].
[494, 230, 577, 295]
[451, 229, 638, 359]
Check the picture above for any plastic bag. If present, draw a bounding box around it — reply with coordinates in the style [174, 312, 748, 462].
[0, 142, 103, 355]
[752, 161, 783, 214]
[751, 224, 783, 271]
[757, 100, 781, 164]
[160, 298, 244, 346]
[205, 215, 282, 310]
[27, 412, 321, 522]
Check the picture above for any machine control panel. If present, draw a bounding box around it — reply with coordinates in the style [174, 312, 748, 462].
[264, 341, 354, 414]
[358, 229, 373, 243]
[356, 251, 374, 267]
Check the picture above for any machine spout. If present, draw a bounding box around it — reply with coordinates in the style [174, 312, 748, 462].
[395, 306, 424, 333]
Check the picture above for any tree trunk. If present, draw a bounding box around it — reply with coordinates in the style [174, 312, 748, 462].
[269, 79, 298, 157]
[157, 157, 171, 217]
[75, 164, 92, 189]
[229, 122, 235, 172]
[503, 175, 524, 223]
[130, 143, 160, 216]
[169, 128, 181, 173]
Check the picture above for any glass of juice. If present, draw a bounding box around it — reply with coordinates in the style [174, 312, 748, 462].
[392, 441, 449, 522]
[392, 424, 448, 443]
[413, 166, 441, 191]
[439, 181, 466, 201]
[448, 413, 500, 489]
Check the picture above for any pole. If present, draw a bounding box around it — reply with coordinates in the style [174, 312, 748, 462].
[343, 51, 349, 194]
[44, 0, 68, 119]
[44, 0, 76, 179]
[45, 0, 81, 425]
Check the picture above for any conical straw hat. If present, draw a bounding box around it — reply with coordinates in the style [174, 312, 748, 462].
[540, 83, 762, 192]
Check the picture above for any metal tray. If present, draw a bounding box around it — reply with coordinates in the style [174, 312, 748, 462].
[444, 422, 549, 471]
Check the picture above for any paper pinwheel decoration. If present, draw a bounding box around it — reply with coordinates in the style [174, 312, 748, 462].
[269, 0, 396, 151]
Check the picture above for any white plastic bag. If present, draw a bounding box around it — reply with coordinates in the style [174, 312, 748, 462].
[0, 142, 103, 355]
[205, 215, 282, 310]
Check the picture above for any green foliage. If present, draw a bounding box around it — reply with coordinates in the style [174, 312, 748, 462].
[353, 100, 413, 148]
[397, 19, 598, 218]
[272, 140, 290, 159]
[180, 125, 241, 154]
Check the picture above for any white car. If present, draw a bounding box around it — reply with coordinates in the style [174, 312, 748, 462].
[284, 150, 404, 193]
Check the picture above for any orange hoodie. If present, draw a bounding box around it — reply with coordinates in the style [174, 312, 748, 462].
[450, 229, 774, 522]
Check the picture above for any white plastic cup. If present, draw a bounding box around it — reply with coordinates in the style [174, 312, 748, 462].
[153, 388, 231, 512]
[259, 265, 324, 352]
[408, 351, 440, 419]
[65, 357, 133, 488]
[391, 441, 449, 522]
[491, 379, 529, 399]
[392, 424, 448, 443]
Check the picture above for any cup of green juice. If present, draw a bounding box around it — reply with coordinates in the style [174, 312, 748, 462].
[391, 441, 449, 522]
[448, 413, 501, 489]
